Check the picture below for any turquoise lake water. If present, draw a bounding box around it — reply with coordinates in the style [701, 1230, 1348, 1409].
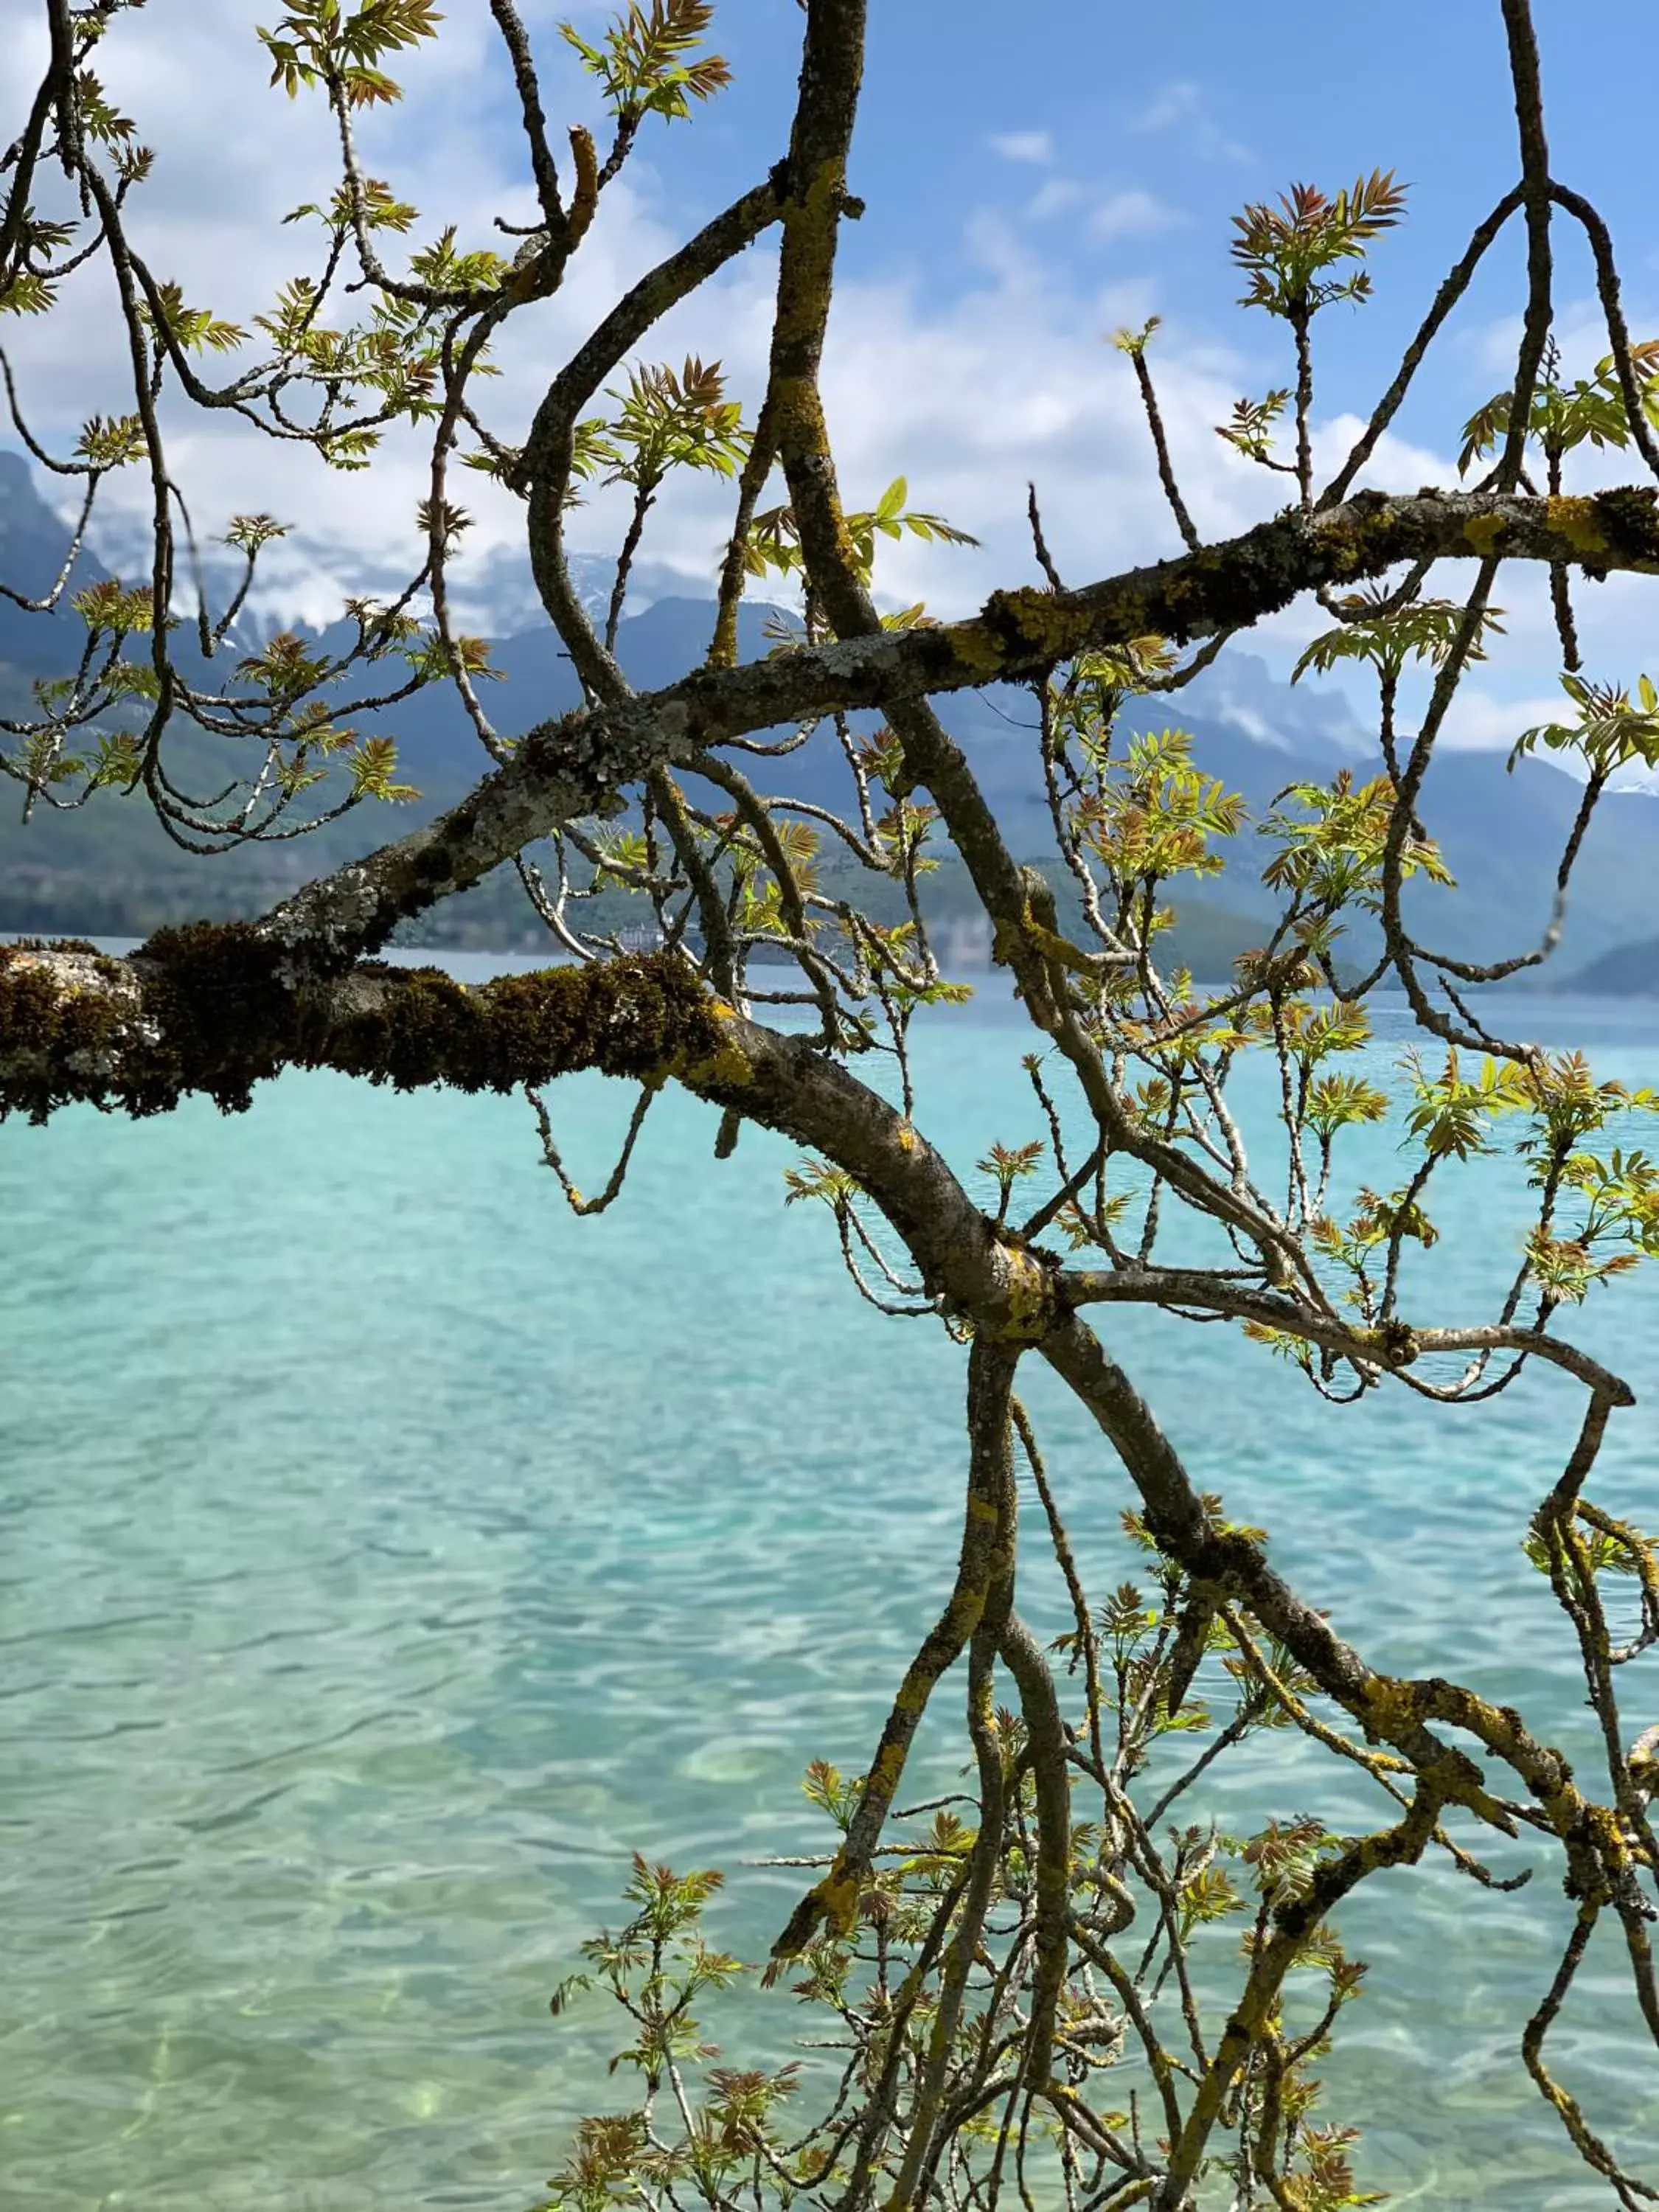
[3, 951, 1658, 2209]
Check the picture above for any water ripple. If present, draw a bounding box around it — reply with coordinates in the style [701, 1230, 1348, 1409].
[4, 999, 1658, 2208]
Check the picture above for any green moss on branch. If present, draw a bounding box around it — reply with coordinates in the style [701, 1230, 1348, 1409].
[0, 931, 725, 1122]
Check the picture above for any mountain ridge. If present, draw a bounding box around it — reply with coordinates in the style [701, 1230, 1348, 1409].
[2, 446, 1657, 986]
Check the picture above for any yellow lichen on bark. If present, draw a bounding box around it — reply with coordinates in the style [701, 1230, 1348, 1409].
[672, 1001, 754, 1091]
[1546, 494, 1611, 562]
[980, 1242, 1058, 1345]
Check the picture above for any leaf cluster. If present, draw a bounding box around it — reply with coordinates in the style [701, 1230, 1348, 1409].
[743, 476, 979, 592]
[580, 357, 751, 496]
[1510, 672, 1659, 778]
[560, 0, 732, 129]
[1458, 334, 1659, 479]
[1230, 171, 1408, 323]
[257, 0, 443, 110]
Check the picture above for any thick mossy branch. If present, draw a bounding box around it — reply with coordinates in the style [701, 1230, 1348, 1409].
[0, 931, 725, 1122]
[327, 952, 722, 1096]
[0, 930, 1071, 1349]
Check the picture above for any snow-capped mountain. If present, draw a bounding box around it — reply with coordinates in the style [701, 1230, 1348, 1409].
[48, 486, 699, 651]
[1159, 647, 1372, 760]
[5, 442, 1659, 978]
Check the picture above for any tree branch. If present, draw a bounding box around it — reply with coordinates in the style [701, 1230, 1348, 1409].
[259, 483, 1659, 967]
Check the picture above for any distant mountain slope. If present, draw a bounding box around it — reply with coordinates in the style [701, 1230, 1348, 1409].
[1565, 936, 1659, 995]
[2, 446, 1658, 973]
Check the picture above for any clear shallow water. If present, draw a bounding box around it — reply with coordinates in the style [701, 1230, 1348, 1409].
[2, 953, 1658, 2210]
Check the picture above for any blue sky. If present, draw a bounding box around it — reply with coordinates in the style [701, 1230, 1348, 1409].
[4, 0, 1658, 744]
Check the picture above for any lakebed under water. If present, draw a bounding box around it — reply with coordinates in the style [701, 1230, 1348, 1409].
[4, 953, 1658, 2209]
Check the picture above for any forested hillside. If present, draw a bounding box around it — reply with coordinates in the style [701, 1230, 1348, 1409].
[4, 448, 1657, 980]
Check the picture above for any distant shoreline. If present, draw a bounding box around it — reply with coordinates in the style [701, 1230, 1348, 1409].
[5, 931, 1655, 1006]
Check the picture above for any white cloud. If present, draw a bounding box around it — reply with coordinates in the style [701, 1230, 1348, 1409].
[1435, 686, 1566, 753]
[960, 207, 1037, 292]
[1130, 80, 1252, 164]
[989, 130, 1054, 167]
[1458, 293, 1635, 384]
[0, 3, 1377, 639]
[804, 273, 1267, 614]
[9, 0, 1659, 753]
[0, 0, 763, 597]
[1132, 81, 1202, 132]
[1026, 178, 1087, 223]
[980, 175, 1181, 254]
[1309, 411, 1456, 497]
[1090, 189, 1183, 243]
